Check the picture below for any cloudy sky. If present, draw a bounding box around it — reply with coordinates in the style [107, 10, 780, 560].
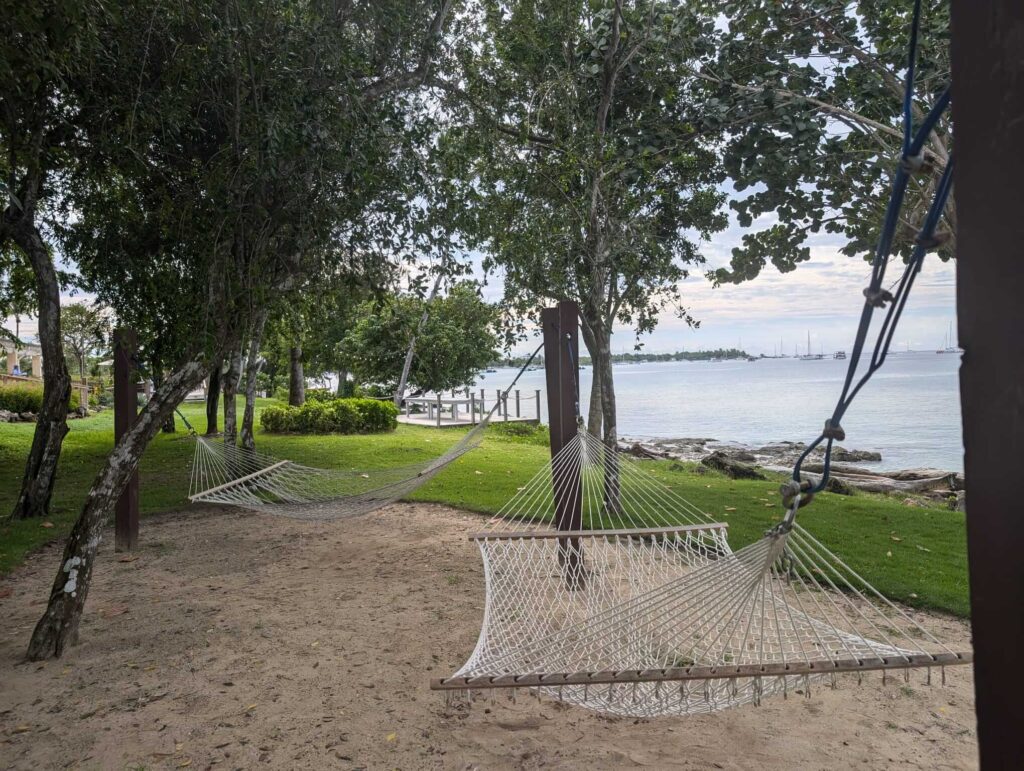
[481, 212, 957, 357]
[5, 208, 957, 358]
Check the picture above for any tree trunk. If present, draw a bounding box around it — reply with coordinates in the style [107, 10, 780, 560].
[335, 369, 351, 397]
[580, 322, 602, 437]
[222, 347, 242, 445]
[394, 272, 443, 407]
[592, 323, 622, 515]
[239, 311, 267, 451]
[151, 358, 175, 433]
[205, 361, 222, 435]
[9, 220, 71, 520]
[288, 345, 305, 406]
[26, 356, 210, 660]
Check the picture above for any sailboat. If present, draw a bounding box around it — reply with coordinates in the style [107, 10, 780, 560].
[799, 330, 824, 360]
[936, 321, 958, 354]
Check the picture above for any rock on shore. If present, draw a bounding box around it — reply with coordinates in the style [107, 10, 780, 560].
[619, 436, 964, 509]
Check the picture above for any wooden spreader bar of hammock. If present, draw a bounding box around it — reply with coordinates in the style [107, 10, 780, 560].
[468, 523, 729, 541]
[430, 651, 972, 691]
[189, 460, 290, 502]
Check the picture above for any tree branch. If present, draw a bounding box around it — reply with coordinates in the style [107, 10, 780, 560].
[361, 0, 454, 100]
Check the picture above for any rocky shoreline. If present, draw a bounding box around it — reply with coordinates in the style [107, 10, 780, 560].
[620, 436, 965, 511]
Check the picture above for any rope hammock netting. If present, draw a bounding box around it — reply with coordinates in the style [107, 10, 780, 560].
[431, 0, 970, 715]
[188, 417, 484, 520]
[184, 0, 969, 718]
[185, 342, 544, 520]
[431, 431, 967, 717]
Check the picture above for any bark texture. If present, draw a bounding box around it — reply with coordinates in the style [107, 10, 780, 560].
[222, 348, 241, 445]
[239, 312, 267, 451]
[288, 345, 305, 406]
[6, 211, 71, 520]
[26, 357, 209, 660]
[205, 361, 222, 435]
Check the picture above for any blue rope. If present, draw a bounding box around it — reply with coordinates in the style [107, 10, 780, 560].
[787, 0, 953, 508]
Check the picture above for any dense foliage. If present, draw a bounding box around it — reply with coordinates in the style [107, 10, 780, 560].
[709, 0, 953, 281]
[261, 398, 398, 435]
[438, 0, 729, 440]
[0, 384, 80, 414]
[341, 282, 499, 394]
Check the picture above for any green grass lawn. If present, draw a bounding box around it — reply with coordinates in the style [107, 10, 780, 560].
[0, 398, 969, 616]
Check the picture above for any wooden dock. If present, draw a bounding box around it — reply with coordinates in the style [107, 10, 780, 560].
[397, 388, 543, 429]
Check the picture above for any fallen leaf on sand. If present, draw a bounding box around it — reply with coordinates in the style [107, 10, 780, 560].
[13, 725, 31, 733]
[177, 759, 192, 768]
[385, 732, 397, 742]
[100, 605, 129, 618]
[118, 555, 139, 563]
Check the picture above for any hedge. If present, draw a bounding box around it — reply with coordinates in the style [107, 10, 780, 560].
[260, 397, 397, 434]
[0, 384, 81, 414]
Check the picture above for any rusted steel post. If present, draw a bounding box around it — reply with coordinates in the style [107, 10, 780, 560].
[113, 329, 139, 552]
[951, 2, 1024, 764]
[515, 389, 521, 417]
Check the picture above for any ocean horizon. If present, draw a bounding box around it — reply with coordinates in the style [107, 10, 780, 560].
[472, 350, 964, 473]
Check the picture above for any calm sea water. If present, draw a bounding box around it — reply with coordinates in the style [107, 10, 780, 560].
[473, 351, 963, 472]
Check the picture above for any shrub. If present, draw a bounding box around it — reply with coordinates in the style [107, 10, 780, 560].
[260, 397, 397, 434]
[487, 421, 550, 446]
[305, 388, 335, 403]
[0, 384, 81, 414]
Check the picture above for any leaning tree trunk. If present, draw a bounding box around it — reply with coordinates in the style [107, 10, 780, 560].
[394, 272, 443, 407]
[205, 360, 222, 435]
[222, 347, 242, 445]
[9, 220, 71, 520]
[239, 311, 267, 451]
[288, 345, 305, 406]
[26, 356, 210, 660]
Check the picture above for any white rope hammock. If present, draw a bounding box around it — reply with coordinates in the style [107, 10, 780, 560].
[433, 430, 970, 717]
[185, 344, 545, 520]
[187, 410, 489, 520]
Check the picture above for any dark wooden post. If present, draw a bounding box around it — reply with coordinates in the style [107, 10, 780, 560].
[951, 3, 1024, 765]
[113, 329, 139, 552]
[541, 301, 583, 586]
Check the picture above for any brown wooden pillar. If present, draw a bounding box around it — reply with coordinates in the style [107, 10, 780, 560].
[950, 2, 1024, 765]
[541, 301, 583, 586]
[113, 328, 139, 551]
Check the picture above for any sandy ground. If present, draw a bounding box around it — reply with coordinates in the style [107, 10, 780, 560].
[0, 503, 977, 770]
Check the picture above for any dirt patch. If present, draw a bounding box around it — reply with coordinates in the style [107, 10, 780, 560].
[0, 503, 977, 769]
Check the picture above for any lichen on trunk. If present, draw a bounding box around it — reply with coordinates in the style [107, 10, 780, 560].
[26, 357, 210, 660]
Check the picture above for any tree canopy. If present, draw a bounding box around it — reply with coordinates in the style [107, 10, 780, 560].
[342, 282, 499, 394]
[437, 0, 730, 441]
[707, 0, 952, 282]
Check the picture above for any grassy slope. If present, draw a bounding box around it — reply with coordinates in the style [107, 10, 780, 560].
[0, 399, 968, 616]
